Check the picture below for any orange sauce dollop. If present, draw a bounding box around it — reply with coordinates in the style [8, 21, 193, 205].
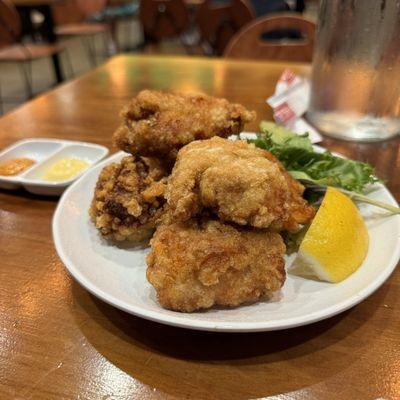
[0, 158, 36, 176]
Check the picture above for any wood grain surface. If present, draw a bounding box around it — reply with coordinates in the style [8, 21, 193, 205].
[0, 55, 399, 400]
[11, 0, 61, 6]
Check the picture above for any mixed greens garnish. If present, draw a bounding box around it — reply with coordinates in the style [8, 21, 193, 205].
[248, 121, 400, 215]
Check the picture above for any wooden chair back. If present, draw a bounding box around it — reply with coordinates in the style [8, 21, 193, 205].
[196, 0, 255, 55]
[0, 0, 21, 47]
[139, 0, 189, 41]
[76, 0, 107, 17]
[224, 13, 316, 62]
[53, 0, 107, 25]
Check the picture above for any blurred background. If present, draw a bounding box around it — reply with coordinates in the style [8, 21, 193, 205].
[0, 0, 319, 115]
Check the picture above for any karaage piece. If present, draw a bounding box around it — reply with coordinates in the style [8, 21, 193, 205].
[146, 218, 286, 312]
[113, 90, 256, 161]
[166, 137, 315, 232]
[89, 155, 168, 242]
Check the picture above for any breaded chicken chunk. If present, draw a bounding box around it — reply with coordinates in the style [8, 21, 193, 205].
[113, 90, 256, 162]
[166, 137, 315, 232]
[146, 218, 286, 312]
[89, 155, 168, 242]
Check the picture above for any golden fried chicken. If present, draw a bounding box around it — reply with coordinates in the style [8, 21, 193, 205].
[146, 218, 286, 312]
[113, 90, 256, 162]
[166, 137, 315, 232]
[89, 155, 168, 242]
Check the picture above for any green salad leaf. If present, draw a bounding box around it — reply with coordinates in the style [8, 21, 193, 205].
[248, 122, 400, 215]
[282, 226, 310, 255]
[250, 121, 380, 193]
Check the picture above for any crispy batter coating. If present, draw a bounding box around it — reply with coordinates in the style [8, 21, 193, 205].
[89, 155, 168, 242]
[146, 218, 286, 312]
[113, 90, 256, 162]
[166, 137, 315, 232]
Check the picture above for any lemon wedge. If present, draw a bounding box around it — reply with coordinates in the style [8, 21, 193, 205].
[291, 187, 369, 283]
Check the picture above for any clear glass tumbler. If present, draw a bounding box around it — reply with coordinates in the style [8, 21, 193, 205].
[307, 0, 400, 141]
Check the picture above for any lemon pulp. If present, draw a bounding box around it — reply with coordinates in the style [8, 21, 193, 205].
[291, 187, 369, 283]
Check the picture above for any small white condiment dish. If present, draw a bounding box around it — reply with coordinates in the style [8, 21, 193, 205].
[0, 139, 109, 195]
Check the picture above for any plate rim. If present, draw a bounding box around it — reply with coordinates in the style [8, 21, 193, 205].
[52, 150, 400, 332]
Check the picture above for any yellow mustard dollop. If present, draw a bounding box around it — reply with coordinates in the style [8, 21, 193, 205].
[43, 158, 89, 182]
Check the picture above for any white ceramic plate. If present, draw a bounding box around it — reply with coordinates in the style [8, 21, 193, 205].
[53, 151, 400, 332]
[0, 139, 108, 195]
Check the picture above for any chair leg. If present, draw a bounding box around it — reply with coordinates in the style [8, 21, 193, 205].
[90, 36, 98, 65]
[101, 32, 109, 58]
[0, 79, 4, 115]
[180, 35, 194, 55]
[107, 21, 118, 54]
[19, 61, 33, 99]
[64, 48, 75, 79]
[82, 36, 97, 67]
[102, 30, 115, 58]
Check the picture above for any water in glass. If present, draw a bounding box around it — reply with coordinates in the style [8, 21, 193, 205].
[307, 0, 400, 141]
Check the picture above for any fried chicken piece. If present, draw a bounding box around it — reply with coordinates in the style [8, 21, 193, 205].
[262, 150, 317, 230]
[166, 137, 315, 232]
[146, 218, 286, 312]
[113, 90, 256, 162]
[89, 155, 168, 242]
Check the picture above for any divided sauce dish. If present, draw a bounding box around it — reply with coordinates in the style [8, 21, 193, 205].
[0, 139, 108, 195]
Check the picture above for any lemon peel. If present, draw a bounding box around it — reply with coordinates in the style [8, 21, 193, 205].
[291, 187, 369, 283]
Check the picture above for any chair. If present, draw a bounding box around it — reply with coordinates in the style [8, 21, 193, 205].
[196, 0, 255, 56]
[139, 0, 190, 52]
[91, 1, 140, 51]
[251, 0, 289, 17]
[0, 0, 66, 113]
[224, 13, 315, 61]
[52, 0, 111, 66]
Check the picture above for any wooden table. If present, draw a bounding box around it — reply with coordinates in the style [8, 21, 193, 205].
[0, 55, 399, 400]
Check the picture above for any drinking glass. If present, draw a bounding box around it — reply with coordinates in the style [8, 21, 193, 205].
[307, 0, 400, 141]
